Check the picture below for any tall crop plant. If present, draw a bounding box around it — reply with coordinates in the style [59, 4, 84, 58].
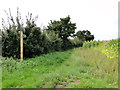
[99, 39, 118, 59]
[83, 40, 102, 48]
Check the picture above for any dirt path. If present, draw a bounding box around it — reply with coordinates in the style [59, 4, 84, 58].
[65, 79, 80, 88]
[56, 79, 81, 88]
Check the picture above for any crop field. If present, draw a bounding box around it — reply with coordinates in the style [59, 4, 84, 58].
[1, 39, 119, 88]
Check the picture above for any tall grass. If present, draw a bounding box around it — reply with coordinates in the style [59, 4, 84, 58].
[68, 48, 118, 88]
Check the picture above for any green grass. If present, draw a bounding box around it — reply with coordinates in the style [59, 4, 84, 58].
[67, 48, 118, 88]
[2, 49, 73, 88]
[0, 66, 2, 89]
[1, 39, 118, 88]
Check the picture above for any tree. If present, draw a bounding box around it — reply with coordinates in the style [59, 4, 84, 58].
[46, 15, 76, 40]
[23, 13, 49, 58]
[75, 31, 85, 41]
[1, 8, 22, 58]
[43, 30, 62, 51]
[46, 15, 76, 50]
[1, 8, 46, 58]
[76, 30, 94, 42]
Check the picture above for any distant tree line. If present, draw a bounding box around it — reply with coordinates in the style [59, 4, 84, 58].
[0, 8, 94, 58]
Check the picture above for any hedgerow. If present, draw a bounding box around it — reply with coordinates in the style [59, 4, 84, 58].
[1, 8, 94, 58]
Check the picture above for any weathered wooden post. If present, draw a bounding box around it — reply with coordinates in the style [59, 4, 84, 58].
[20, 31, 23, 62]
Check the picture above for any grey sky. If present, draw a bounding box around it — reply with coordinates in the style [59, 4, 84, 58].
[0, 0, 119, 40]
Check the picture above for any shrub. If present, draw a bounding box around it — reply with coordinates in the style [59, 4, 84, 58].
[43, 30, 62, 52]
[23, 26, 45, 58]
[69, 38, 83, 47]
[1, 57, 19, 73]
[1, 10, 48, 58]
[1, 10, 64, 58]
[2, 23, 21, 58]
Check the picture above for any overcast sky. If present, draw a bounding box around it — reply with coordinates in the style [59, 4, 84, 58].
[0, 0, 119, 40]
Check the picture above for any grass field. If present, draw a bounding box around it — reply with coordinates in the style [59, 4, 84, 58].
[1, 39, 118, 88]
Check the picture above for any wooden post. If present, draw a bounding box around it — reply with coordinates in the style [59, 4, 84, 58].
[20, 31, 23, 62]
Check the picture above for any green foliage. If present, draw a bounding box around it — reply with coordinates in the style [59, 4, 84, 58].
[1, 9, 83, 58]
[98, 39, 118, 59]
[83, 40, 102, 48]
[46, 15, 76, 50]
[83, 39, 119, 59]
[1, 10, 47, 58]
[75, 30, 94, 42]
[23, 15, 46, 58]
[69, 38, 83, 47]
[1, 9, 21, 58]
[43, 30, 62, 51]
[1, 9, 64, 58]
[47, 15, 76, 40]
[1, 57, 19, 73]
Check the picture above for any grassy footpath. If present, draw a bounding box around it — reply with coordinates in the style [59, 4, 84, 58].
[2, 45, 118, 88]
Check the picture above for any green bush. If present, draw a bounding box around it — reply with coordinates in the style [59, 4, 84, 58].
[1, 57, 19, 73]
[69, 38, 83, 47]
[23, 20, 47, 58]
[43, 30, 62, 52]
[2, 24, 20, 58]
[1, 10, 64, 58]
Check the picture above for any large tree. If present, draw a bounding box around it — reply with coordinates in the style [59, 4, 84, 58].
[76, 30, 94, 42]
[46, 15, 76, 40]
[46, 16, 76, 50]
